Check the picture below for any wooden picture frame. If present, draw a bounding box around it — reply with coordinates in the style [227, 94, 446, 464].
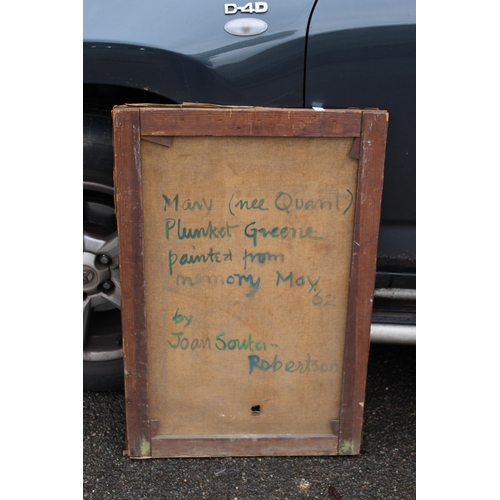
[112, 105, 388, 458]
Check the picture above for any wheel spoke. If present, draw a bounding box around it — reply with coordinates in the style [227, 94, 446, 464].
[83, 230, 119, 268]
[99, 231, 119, 268]
[102, 281, 121, 309]
[83, 230, 104, 254]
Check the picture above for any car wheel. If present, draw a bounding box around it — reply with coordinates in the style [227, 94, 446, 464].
[83, 105, 124, 391]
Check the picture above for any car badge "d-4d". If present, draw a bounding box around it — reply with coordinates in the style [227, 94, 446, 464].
[224, 2, 269, 15]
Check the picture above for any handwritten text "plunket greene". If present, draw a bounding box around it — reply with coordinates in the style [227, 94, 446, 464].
[165, 218, 323, 247]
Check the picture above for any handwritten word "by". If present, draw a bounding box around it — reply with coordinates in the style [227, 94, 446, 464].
[172, 308, 192, 327]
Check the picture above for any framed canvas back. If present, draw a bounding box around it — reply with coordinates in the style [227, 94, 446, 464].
[112, 105, 388, 458]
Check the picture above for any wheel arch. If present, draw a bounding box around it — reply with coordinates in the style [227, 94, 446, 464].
[83, 42, 256, 106]
[84, 83, 175, 110]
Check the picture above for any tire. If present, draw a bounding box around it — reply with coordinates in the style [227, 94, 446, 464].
[83, 103, 124, 391]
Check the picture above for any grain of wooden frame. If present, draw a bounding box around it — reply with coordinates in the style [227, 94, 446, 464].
[112, 104, 388, 458]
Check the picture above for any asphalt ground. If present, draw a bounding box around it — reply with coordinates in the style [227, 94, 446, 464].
[83, 343, 415, 499]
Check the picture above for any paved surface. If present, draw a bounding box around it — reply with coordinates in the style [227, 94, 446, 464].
[83, 344, 415, 499]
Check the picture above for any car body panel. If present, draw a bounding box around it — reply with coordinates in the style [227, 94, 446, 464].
[84, 0, 317, 107]
[305, 0, 416, 267]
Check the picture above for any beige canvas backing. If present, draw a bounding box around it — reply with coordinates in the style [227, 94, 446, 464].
[140, 136, 358, 436]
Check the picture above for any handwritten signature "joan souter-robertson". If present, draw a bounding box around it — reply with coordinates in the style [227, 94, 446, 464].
[168, 310, 338, 375]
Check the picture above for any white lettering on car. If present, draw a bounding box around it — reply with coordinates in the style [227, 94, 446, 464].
[224, 2, 268, 15]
